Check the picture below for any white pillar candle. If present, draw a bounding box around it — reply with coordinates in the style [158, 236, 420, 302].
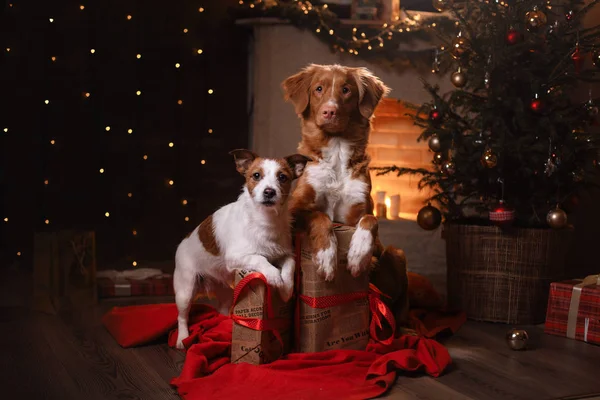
[375, 191, 386, 205]
[389, 194, 400, 219]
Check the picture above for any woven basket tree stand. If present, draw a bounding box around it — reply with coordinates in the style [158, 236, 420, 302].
[444, 223, 572, 324]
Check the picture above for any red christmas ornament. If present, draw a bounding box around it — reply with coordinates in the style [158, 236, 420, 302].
[571, 46, 585, 75]
[429, 109, 443, 126]
[506, 29, 522, 45]
[530, 98, 544, 112]
[489, 200, 515, 226]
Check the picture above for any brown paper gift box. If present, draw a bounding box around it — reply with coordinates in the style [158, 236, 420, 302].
[230, 269, 293, 365]
[295, 225, 371, 353]
[32, 230, 97, 314]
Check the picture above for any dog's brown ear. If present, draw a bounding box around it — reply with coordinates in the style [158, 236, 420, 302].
[352, 68, 391, 119]
[229, 149, 258, 175]
[285, 154, 312, 179]
[282, 65, 318, 115]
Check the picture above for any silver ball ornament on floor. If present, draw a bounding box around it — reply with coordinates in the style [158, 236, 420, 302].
[506, 329, 529, 350]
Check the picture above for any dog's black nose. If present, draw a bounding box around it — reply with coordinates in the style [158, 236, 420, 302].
[263, 188, 276, 199]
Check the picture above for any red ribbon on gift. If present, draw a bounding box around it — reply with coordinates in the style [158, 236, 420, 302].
[293, 230, 396, 347]
[368, 283, 396, 345]
[230, 272, 290, 350]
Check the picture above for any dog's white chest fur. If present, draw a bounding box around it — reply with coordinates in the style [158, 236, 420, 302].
[306, 138, 368, 223]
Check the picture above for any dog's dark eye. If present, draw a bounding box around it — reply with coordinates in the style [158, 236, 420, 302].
[342, 87, 350, 94]
[316, 86, 322, 92]
[278, 173, 288, 183]
[252, 172, 261, 180]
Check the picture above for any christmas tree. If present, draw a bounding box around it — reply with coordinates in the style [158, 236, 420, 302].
[376, 0, 600, 230]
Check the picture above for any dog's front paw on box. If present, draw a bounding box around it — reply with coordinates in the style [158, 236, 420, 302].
[230, 269, 292, 365]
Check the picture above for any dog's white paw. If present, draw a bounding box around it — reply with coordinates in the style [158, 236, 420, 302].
[347, 227, 373, 277]
[314, 244, 337, 281]
[278, 275, 294, 302]
[262, 268, 284, 289]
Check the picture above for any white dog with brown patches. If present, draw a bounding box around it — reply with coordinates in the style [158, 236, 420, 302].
[173, 149, 311, 349]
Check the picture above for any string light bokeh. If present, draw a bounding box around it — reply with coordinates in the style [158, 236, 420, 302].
[1, 1, 250, 268]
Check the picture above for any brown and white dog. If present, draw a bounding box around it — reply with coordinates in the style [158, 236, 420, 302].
[282, 64, 409, 322]
[173, 149, 311, 349]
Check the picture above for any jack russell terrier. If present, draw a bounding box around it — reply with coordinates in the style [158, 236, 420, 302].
[173, 149, 311, 349]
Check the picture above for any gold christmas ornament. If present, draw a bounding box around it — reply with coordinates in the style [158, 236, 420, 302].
[481, 148, 498, 168]
[433, 152, 443, 164]
[506, 329, 529, 351]
[443, 160, 456, 175]
[417, 204, 442, 231]
[525, 8, 547, 32]
[451, 67, 468, 88]
[450, 35, 471, 59]
[547, 206, 568, 229]
[428, 135, 442, 152]
[432, 0, 454, 12]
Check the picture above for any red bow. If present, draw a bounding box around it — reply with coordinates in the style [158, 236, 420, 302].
[368, 283, 396, 345]
[230, 272, 290, 349]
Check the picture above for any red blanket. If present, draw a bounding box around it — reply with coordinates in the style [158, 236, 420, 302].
[103, 303, 454, 400]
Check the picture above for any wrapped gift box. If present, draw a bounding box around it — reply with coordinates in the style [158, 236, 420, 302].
[33, 230, 97, 314]
[97, 269, 174, 298]
[231, 269, 292, 365]
[295, 225, 371, 353]
[545, 275, 600, 345]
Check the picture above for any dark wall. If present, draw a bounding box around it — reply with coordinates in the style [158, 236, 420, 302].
[0, 0, 250, 268]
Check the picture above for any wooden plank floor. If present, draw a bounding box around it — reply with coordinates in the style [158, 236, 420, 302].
[1, 294, 600, 400]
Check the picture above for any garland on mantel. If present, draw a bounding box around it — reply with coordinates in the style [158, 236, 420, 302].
[233, 0, 458, 72]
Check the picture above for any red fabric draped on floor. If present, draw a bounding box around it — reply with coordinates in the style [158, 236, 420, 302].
[103, 302, 459, 400]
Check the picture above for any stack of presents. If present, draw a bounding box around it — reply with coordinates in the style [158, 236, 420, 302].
[231, 225, 396, 364]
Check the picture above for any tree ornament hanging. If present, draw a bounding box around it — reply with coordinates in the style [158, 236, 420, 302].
[428, 134, 442, 152]
[450, 33, 471, 59]
[506, 28, 523, 45]
[431, 49, 441, 74]
[433, 152, 443, 164]
[547, 21, 560, 36]
[565, 10, 574, 22]
[592, 50, 600, 69]
[530, 93, 543, 112]
[489, 179, 514, 226]
[417, 203, 442, 231]
[547, 206, 568, 229]
[443, 160, 456, 175]
[544, 139, 558, 177]
[525, 7, 547, 32]
[481, 147, 498, 168]
[429, 107, 443, 126]
[473, 131, 485, 147]
[450, 67, 468, 88]
[585, 89, 599, 118]
[432, 0, 454, 12]
[489, 200, 515, 227]
[571, 45, 585, 75]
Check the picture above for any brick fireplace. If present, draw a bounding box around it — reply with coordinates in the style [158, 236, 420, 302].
[369, 99, 429, 220]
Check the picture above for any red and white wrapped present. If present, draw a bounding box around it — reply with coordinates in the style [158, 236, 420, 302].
[545, 274, 600, 345]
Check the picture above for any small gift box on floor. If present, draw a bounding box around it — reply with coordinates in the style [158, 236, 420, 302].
[231, 269, 292, 365]
[96, 268, 174, 298]
[545, 274, 600, 345]
[295, 225, 372, 353]
[33, 230, 97, 314]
